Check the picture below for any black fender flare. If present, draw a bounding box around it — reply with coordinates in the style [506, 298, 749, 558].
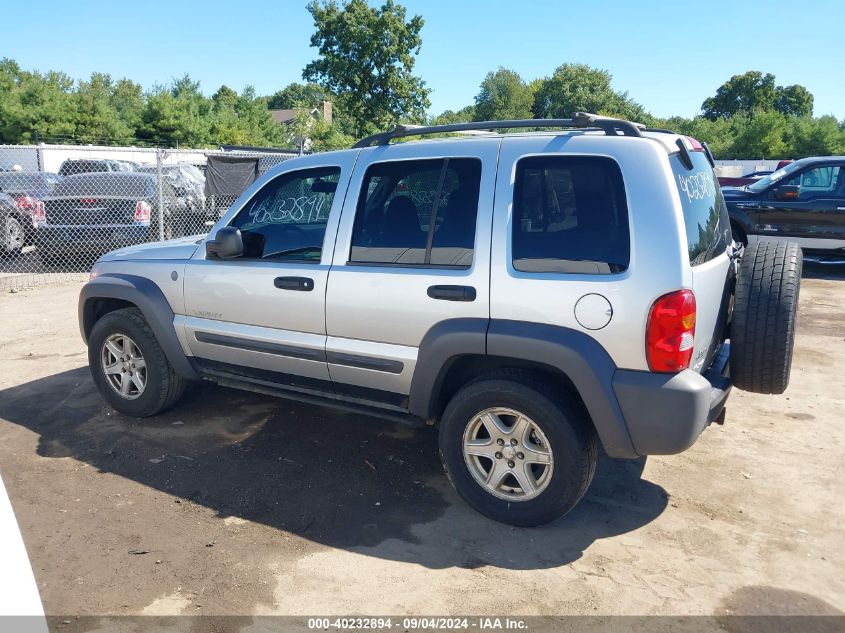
[78, 273, 198, 380]
[409, 319, 637, 458]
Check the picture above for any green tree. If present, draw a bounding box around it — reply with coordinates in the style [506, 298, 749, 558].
[268, 82, 331, 109]
[474, 68, 533, 121]
[532, 63, 645, 121]
[702, 71, 814, 120]
[775, 84, 814, 118]
[430, 105, 476, 125]
[786, 115, 845, 156]
[303, 0, 431, 137]
[74, 73, 134, 142]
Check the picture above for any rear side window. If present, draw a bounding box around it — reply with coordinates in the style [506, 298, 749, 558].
[350, 158, 481, 267]
[672, 153, 730, 265]
[512, 156, 629, 274]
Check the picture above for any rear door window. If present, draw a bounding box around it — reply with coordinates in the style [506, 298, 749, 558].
[672, 152, 731, 265]
[511, 156, 629, 274]
[350, 158, 481, 267]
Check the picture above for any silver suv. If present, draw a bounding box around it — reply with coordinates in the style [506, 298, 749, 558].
[79, 114, 802, 526]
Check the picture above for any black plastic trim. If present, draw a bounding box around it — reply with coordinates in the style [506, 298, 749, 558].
[193, 331, 326, 362]
[409, 318, 489, 419]
[486, 320, 637, 458]
[79, 273, 198, 380]
[196, 359, 415, 424]
[326, 351, 404, 374]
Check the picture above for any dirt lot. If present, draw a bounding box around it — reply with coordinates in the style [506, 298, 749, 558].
[0, 269, 843, 628]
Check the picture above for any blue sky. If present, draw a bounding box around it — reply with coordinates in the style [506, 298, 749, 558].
[5, 0, 844, 119]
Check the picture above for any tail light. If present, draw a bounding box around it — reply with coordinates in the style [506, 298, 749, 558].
[134, 201, 151, 222]
[684, 136, 704, 151]
[16, 196, 45, 225]
[646, 290, 696, 372]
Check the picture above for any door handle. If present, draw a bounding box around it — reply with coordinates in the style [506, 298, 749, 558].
[274, 276, 314, 291]
[427, 285, 476, 301]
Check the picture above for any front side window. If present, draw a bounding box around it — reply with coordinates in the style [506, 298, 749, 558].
[512, 156, 630, 274]
[786, 165, 843, 199]
[231, 167, 340, 261]
[350, 158, 481, 266]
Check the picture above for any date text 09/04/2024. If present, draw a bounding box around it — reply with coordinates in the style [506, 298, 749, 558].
[307, 617, 528, 630]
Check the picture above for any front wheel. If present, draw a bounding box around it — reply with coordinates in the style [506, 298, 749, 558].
[88, 307, 187, 417]
[438, 372, 597, 527]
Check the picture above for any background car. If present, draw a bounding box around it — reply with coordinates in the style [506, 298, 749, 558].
[137, 164, 208, 233]
[0, 171, 62, 255]
[36, 172, 188, 266]
[57, 158, 124, 177]
[724, 156, 845, 263]
[717, 169, 773, 188]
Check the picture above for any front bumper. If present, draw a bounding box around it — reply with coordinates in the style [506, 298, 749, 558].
[612, 343, 732, 455]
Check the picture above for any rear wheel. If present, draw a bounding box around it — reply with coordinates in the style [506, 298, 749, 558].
[88, 308, 187, 416]
[439, 371, 597, 526]
[730, 241, 802, 394]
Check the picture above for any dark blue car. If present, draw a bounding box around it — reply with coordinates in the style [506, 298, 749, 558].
[723, 156, 845, 263]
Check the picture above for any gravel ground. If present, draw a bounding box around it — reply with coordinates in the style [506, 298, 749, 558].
[0, 268, 843, 629]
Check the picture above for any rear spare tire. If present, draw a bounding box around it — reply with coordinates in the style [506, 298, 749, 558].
[730, 241, 801, 394]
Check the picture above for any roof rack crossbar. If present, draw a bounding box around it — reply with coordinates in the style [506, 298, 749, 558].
[352, 112, 644, 148]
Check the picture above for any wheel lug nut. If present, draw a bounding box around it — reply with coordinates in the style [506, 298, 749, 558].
[494, 451, 502, 459]
[507, 460, 515, 468]
[517, 452, 524, 459]
[510, 438, 518, 446]
[496, 438, 504, 446]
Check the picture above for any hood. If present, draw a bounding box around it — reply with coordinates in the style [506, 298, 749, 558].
[98, 234, 206, 262]
[721, 186, 758, 201]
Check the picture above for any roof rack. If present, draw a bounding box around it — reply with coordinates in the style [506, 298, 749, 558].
[352, 112, 644, 148]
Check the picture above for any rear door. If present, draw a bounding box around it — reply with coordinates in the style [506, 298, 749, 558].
[325, 140, 496, 403]
[181, 154, 356, 385]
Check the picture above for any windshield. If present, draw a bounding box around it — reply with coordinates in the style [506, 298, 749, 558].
[747, 161, 804, 193]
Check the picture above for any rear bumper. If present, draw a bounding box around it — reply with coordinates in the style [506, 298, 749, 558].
[34, 225, 150, 254]
[612, 343, 732, 455]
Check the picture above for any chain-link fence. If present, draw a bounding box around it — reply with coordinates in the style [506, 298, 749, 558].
[0, 143, 296, 292]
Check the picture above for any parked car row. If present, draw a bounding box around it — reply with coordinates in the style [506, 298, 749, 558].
[1, 162, 209, 263]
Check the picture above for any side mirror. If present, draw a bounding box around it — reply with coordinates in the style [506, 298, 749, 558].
[771, 185, 799, 201]
[206, 226, 243, 259]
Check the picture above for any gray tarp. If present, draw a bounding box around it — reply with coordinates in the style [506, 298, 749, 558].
[204, 155, 259, 197]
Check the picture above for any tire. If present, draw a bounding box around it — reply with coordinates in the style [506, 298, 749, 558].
[88, 307, 187, 417]
[438, 371, 597, 527]
[730, 241, 802, 394]
[2, 213, 25, 257]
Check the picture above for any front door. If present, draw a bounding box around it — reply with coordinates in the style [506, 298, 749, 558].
[754, 162, 845, 248]
[325, 141, 498, 404]
[181, 155, 355, 386]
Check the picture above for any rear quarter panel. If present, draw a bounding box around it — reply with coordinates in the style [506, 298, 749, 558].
[490, 134, 691, 371]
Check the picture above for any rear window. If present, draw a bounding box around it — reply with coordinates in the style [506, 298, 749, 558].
[54, 175, 153, 198]
[672, 153, 731, 265]
[512, 156, 629, 274]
